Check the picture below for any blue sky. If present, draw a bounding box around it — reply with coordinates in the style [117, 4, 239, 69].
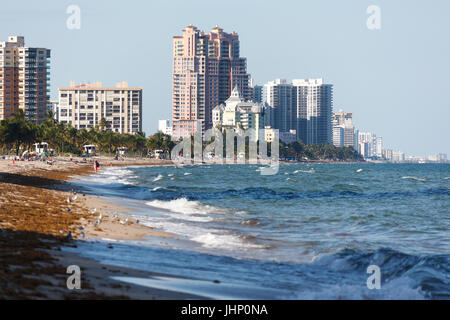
[1, 0, 449, 157]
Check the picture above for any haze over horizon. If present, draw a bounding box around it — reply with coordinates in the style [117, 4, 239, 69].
[1, 0, 449, 157]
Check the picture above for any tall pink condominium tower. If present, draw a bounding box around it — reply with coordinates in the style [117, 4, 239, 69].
[172, 25, 250, 138]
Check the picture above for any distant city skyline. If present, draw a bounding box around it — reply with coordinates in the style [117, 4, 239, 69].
[0, 0, 449, 156]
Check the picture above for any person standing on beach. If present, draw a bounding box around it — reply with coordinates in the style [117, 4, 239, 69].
[94, 160, 100, 173]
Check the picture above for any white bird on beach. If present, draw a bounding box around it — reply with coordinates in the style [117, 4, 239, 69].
[90, 208, 97, 214]
[119, 218, 128, 225]
[72, 195, 78, 201]
[66, 197, 72, 204]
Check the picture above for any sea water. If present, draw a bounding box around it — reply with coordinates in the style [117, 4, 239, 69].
[69, 163, 450, 299]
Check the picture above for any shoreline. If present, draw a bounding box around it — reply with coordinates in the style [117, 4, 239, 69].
[0, 156, 206, 299]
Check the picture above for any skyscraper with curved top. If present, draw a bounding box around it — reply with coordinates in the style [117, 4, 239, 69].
[172, 25, 250, 138]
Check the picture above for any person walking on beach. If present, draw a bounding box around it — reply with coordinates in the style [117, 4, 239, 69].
[94, 160, 100, 173]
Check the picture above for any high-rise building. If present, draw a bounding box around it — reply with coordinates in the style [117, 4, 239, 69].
[358, 131, 378, 157]
[292, 78, 333, 145]
[262, 78, 333, 145]
[332, 110, 355, 148]
[393, 151, 405, 162]
[333, 125, 344, 147]
[263, 79, 296, 134]
[172, 25, 250, 138]
[382, 148, 393, 161]
[249, 79, 263, 103]
[359, 141, 370, 158]
[427, 153, 448, 162]
[58, 81, 142, 134]
[0, 36, 51, 123]
[376, 137, 383, 158]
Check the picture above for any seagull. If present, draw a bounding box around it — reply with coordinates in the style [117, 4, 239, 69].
[90, 208, 97, 214]
[72, 195, 78, 201]
[119, 218, 128, 225]
[66, 197, 72, 204]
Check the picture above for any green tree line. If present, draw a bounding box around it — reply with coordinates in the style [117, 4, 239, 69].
[279, 140, 363, 161]
[0, 110, 173, 157]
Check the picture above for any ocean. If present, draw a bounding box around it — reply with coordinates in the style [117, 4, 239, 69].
[69, 163, 450, 299]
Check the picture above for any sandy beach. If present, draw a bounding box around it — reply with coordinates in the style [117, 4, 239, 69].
[0, 156, 205, 299]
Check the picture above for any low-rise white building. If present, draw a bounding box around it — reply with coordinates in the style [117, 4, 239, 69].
[158, 119, 172, 135]
[58, 81, 142, 134]
[213, 87, 266, 139]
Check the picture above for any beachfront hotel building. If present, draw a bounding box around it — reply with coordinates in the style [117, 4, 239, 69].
[0, 36, 51, 123]
[292, 78, 333, 145]
[212, 86, 266, 140]
[263, 79, 297, 134]
[332, 110, 356, 148]
[358, 131, 378, 158]
[172, 25, 251, 138]
[263, 78, 333, 145]
[57, 81, 142, 134]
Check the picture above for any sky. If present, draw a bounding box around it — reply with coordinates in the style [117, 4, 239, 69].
[1, 0, 449, 157]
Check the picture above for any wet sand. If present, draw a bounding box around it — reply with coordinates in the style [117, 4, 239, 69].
[0, 157, 203, 299]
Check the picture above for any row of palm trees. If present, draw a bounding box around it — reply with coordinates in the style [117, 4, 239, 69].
[0, 110, 362, 161]
[0, 110, 170, 157]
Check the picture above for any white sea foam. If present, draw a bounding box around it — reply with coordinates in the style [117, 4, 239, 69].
[83, 167, 136, 185]
[153, 174, 164, 182]
[151, 187, 162, 191]
[184, 172, 192, 176]
[401, 176, 427, 182]
[192, 232, 264, 250]
[293, 169, 315, 174]
[146, 198, 221, 214]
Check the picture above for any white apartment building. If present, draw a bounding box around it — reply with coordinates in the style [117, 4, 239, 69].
[376, 137, 383, 158]
[332, 110, 355, 148]
[292, 78, 333, 145]
[263, 78, 333, 145]
[382, 148, 393, 161]
[358, 132, 378, 158]
[58, 81, 142, 134]
[333, 125, 344, 147]
[393, 151, 405, 162]
[158, 119, 173, 135]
